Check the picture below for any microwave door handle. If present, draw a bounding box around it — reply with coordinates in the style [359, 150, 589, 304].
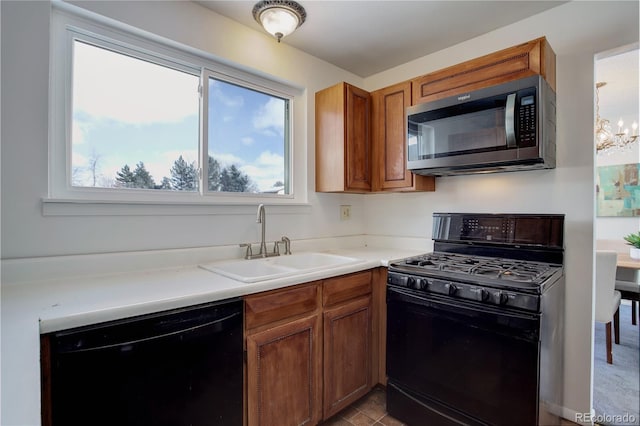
[505, 93, 517, 147]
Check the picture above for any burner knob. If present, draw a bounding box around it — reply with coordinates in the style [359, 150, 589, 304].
[493, 291, 509, 305]
[407, 277, 416, 289]
[408, 277, 425, 290]
[446, 283, 458, 296]
[474, 288, 489, 302]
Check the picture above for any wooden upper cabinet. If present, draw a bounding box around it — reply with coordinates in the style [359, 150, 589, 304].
[316, 82, 371, 193]
[411, 37, 556, 105]
[371, 82, 435, 192]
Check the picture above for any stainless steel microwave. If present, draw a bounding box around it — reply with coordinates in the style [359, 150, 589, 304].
[407, 75, 556, 176]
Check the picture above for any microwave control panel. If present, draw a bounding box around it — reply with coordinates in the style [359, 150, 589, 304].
[517, 91, 536, 147]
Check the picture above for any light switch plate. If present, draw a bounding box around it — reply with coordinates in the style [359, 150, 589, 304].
[340, 205, 351, 221]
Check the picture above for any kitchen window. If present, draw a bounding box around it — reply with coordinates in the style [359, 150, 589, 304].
[49, 7, 299, 211]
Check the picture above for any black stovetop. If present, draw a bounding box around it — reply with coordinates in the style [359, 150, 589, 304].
[389, 252, 562, 291]
[394, 252, 557, 285]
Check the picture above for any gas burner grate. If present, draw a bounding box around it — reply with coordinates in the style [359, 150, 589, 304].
[398, 253, 555, 284]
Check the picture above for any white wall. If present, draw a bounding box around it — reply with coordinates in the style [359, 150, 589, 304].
[363, 1, 639, 419]
[0, 0, 367, 259]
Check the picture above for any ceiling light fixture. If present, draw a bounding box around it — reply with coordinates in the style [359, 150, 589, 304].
[252, 0, 306, 43]
[595, 82, 638, 154]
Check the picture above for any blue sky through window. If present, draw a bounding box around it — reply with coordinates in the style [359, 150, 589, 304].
[208, 78, 286, 192]
[71, 41, 287, 193]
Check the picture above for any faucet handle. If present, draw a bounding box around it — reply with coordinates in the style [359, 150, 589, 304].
[280, 236, 292, 255]
[239, 243, 253, 259]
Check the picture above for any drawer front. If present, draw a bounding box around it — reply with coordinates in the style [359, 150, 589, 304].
[323, 271, 372, 307]
[245, 283, 320, 331]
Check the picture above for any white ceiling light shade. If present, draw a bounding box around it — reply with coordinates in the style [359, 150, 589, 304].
[252, 0, 306, 43]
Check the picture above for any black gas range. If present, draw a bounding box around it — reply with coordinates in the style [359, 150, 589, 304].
[388, 251, 563, 312]
[386, 213, 565, 426]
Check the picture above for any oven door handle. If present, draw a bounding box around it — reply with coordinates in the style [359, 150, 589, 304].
[387, 286, 539, 322]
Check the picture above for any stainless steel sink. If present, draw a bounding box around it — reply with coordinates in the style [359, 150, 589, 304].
[199, 252, 363, 283]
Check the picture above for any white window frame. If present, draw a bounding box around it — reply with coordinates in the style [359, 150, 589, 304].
[47, 5, 304, 214]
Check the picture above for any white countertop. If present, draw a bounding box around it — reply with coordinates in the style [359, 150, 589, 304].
[1, 241, 427, 426]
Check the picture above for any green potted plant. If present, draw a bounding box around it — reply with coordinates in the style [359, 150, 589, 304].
[623, 231, 640, 259]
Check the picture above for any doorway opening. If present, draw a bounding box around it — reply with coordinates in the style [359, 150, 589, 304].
[593, 43, 639, 425]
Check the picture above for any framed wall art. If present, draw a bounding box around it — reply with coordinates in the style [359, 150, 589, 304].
[596, 163, 640, 217]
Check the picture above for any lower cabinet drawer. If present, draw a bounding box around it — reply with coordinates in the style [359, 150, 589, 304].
[245, 282, 320, 331]
[323, 270, 372, 307]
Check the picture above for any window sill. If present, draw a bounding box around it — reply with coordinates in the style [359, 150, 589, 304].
[42, 198, 312, 216]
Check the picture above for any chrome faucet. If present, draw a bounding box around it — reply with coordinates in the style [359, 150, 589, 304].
[256, 203, 268, 257]
[239, 204, 290, 259]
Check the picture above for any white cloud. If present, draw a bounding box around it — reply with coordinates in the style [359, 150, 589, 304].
[210, 81, 244, 108]
[256, 151, 284, 167]
[72, 152, 88, 167]
[241, 137, 254, 146]
[240, 151, 285, 191]
[211, 152, 244, 167]
[73, 42, 199, 125]
[72, 121, 86, 144]
[252, 98, 285, 136]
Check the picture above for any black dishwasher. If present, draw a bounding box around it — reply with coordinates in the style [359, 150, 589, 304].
[43, 298, 243, 426]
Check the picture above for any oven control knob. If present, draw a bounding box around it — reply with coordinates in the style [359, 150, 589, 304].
[446, 283, 458, 296]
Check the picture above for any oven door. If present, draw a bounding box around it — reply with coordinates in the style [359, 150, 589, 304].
[386, 285, 540, 426]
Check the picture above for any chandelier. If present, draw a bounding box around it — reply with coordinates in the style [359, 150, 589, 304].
[595, 82, 638, 154]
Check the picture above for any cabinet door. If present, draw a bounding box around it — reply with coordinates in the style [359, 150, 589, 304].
[323, 296, 372, 419]
[345, 84, 372, 192]
[246, 314, 322, 426]
[315, 82, 371, 193]
[371, 82, 435, 192]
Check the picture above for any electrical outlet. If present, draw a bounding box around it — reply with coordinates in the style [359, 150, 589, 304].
[340, 205, 351, 221]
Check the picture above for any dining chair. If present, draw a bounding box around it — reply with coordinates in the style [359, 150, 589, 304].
[595, 250, 622, 364]
[615, 267, 640, 325]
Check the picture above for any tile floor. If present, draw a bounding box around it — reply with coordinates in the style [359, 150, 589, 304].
[321, 387, 404, 426]
[321, 386, 581, 426]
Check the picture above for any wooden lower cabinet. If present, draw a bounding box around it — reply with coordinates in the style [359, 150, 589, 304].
[323, 295, 372, 419]
[246, 314, 322, 426]
[244, 271, 375, 425]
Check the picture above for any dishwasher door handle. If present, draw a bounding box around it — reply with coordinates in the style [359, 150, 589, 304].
[62, 310, 241, 353]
